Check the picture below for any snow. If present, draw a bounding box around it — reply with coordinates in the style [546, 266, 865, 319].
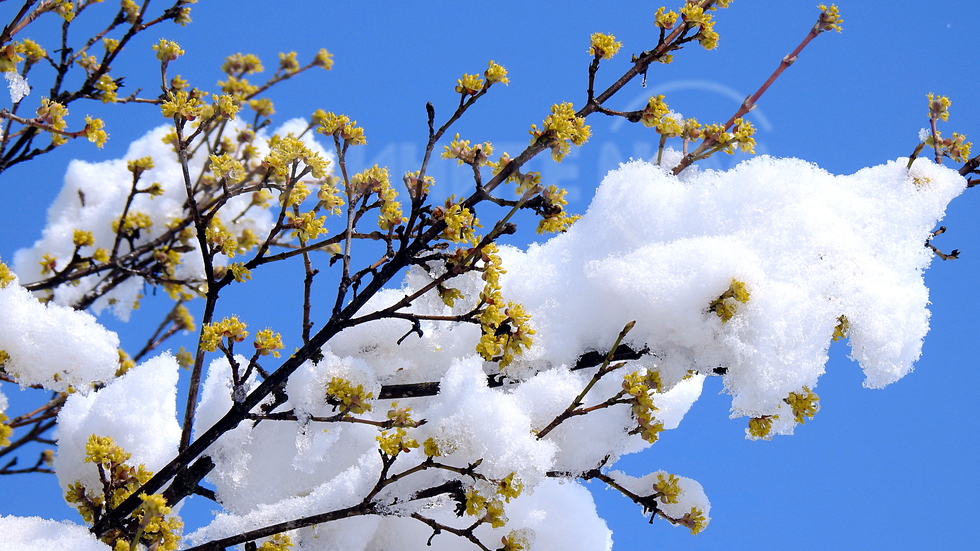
[0, 516, 107, 551]
[182, 152, 967, 549]
[12, 120, 331, 318]
[54, 353, 181, 508]
[0, 275, 119, 392]
[4, 71, 29, 104]
[4, 126, 966, 548]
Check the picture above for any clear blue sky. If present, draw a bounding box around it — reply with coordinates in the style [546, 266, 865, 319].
[1, 1, 978, 549]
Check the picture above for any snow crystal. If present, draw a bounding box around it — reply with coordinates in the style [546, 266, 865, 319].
[4, 71, 29, 104]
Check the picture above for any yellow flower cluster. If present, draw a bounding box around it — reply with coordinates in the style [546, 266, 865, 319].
[710, 278, 751, 322]
[121, 0, 140, 23]
[325, 377, 374, 414]
[258, 533, 294, 551]
[436, 200, 481, 244]
[84, 116, 108, 148]
[222, 52, 264, 75]
[200, 315, 249, 352]
[264, 134, 330, 181]
[376, 427, 419, 456]
[209, 153, 246, 184]
[21, 39, 46, 62]
[832, 315, 849, 342]
[679, 3, 719, 50]
[227, 262, 252, 283]
[102, 38, 119, 55]
[455, 73, 484, 96]
[623, 369, 665, 443]
[218, 75, 258, 97]
[112, 211, 153, 234]
[243, 97, 272, 119]
[816, 4, 843, 33]
[314, 110, 366, 145]
[54, 0, 74, 22]
[536, 185, 581, 234]
[464, 488, 508, 528]
[747, 415, 777, 439]
[205, 216, 239, 257]
[313, 48, 334, 70]
[253, 328, 284, 357]
[654, 7, 679, 30]
[161, 90, 204, 120]
[316, 177, 345, 214]
[501, 530, 531, 551]
[485, 60, 508, 85]
[495, 473, 524, 502]
[212, 94, 241, 119]
[402, 170, 434, 200]
[0, 412, 12, 448]
[279, 182, 310, 207]
[278, 51, 299, 74]
[68, 436, 181, 550]
[170, 304, 196, 332]
[127, 156, 154, 177]
[437, 284, 464, 308]
[37, 99, 69, 146]
[784, 386, 820, 424]
[479, 300, 534, 368]
[384, 401, 415, 428]
[588, 33, 623, 60]
[442, 134, 493, 166]
[287, 211, 328, 242]
[679, 507, 709, 535]
[529, 102, 591, 162]
[0, 260, 15, 288]
[654, 472, 681, 504]
[152, 39, 184, 62]
[73, 229, 95, 247]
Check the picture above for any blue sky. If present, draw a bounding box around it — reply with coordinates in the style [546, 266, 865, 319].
[1, 1, 978, 549]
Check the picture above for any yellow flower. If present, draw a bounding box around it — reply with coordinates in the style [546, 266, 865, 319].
[927, 92, 951, 122]
[258, 534, 294, 551]
[253, 328, 284, 357]
[228, 262, 252, 283]
[326, 377, 374, 414]
[455, 73, 484, 95]
[529, 102, 590, 162]
[222, 52, 264, 75]
[654, 472, 681, 504]
[747, 415, 777, 439]
[152, 39, 184, 62]
[654, 7, 678, 30]
[485, 60, 508, 85]
[95, 75, 118, 103]
[209, 153, 245, 184]
[102, 38, 119, 55]
[313, 48, 333, 70]
[278, 51, 299, 73]
[72, 229, 95, 247]
[588, 33, 622, 60]
[0, 261, 15, 288]
[816, 4, 843, 33]
[161, 90, 204, 120]
[201, 316, 249, 352]
[785, 386, 820, 424]
[21, 39, 46, 61]
[121, 0, 140, 23]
